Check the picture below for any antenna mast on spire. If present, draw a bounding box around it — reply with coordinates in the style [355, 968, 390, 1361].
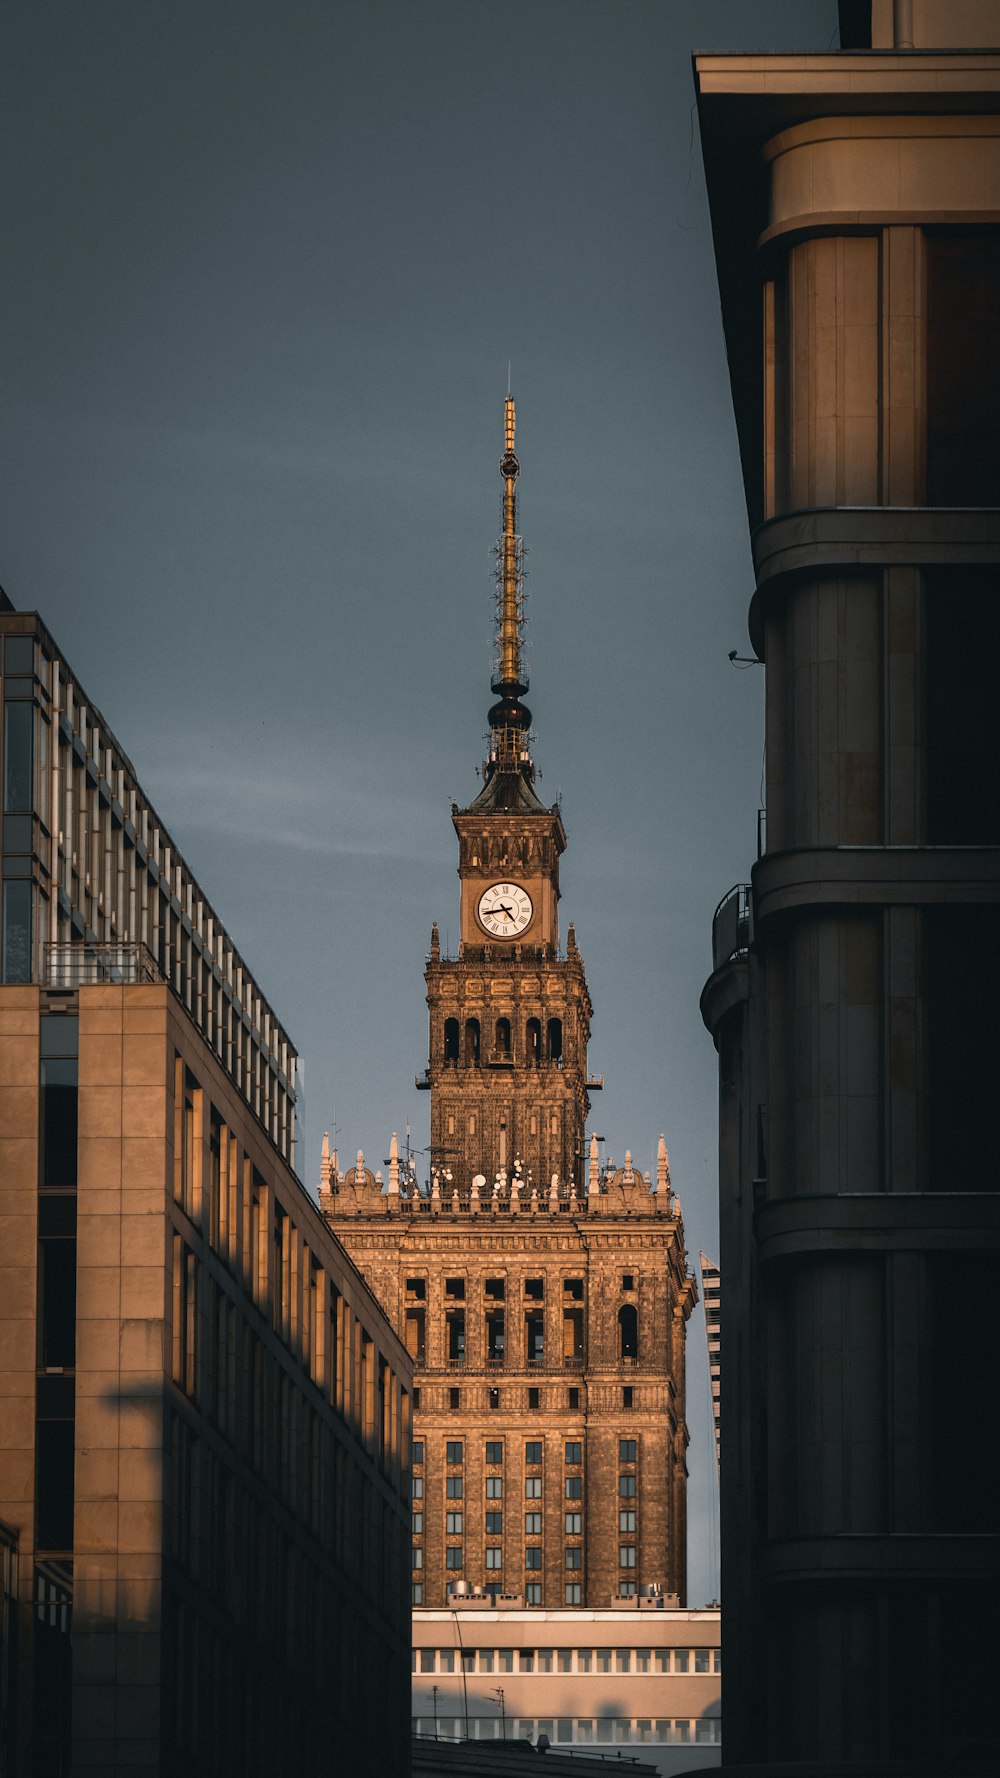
[486, 394, 533, 778]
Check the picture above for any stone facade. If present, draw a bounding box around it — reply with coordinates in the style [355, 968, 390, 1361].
[697, 4, 1000, 1769]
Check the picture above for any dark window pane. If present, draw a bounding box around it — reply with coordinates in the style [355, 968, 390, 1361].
[35, 1419, 75, 1551]
[40, 1058, 78, 1186]
[38, 1195, 76, 1238]
[3, 702, 34, 812]
[39, 1239, 76, 1369]
[40, 1017, 78, 1060]
[926, 571, 1000, 844]
[3, 813, 33, 854]
[926, 908, 1000, 1192]
[927, 235, 1000, 505]
[4, 637, 34, 674]
[2, 879, 32, 982]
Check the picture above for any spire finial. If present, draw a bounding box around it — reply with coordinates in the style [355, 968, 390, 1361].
[486, 392, 533, 778]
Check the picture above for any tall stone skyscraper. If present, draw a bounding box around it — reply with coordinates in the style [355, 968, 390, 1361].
[322, 398, 697, 1612]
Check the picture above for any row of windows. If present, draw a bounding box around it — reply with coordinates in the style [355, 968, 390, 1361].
[424, 1512, 590, 1536]
[413, 1646, 720, 1676]
[441, 1015, 564, 1065]
[0, 631, 298, 1161]
[170, 1137, 408, 1490]
[415, 1385, 640, 1411]
[422, 1439, 631, 1467]
[412, 1716, 721, 1746]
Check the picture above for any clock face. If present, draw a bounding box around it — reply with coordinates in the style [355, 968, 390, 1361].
[477, 881, 533, 939]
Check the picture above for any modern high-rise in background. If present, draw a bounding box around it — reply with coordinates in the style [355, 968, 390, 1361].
[321, 400, 705, 1762]
[697, 2, 1000, 1769]
[0, 601, 413, 1776]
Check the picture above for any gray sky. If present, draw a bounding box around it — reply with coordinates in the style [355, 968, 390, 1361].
[1, 0, 837, 1603]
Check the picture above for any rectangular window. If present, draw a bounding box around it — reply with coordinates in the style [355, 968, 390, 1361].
[578, 1649, 593, 1672]
[486, 1512, 502, 1535]
[525, 1513, 542, 1535]
[411, 1476, 424, 1500]
[565, 1441, 582, 1465]
[2, 879, 31, 983]
[480, 1649, 495, 1672]
[449, 1387, 461, 1409]
[619, 1439, 636, 1462]
[565, 1512, 582, 1534]
[419, 1650, 435, 1672]
[536, 1648, 553, 1672]
[486, 1477, 503, 1499]
[446, 1548, 463, 1570]
[412, 1548, 423, 1569]
[619, 1510, 636, 1532]
[635, 1649, 651, 1673]
[525, 1547, 542, 1570]
[557, 1648, 572, 1673]
[674, 1650, 689, 1673]
[616, 1649, 630, 1673]
[412, 1583, 423, 1604]
[439, 1651, 455, 1673]
[622, 1385, 633, 1408]
[489, 1386, 501, 1409]
[568, 1386, 580, 1409]
[565, 1547, 581, 1570]
[412, 1441, 424, 1465]
[619, 1474, 636, 1497]
[518, 1651, 534, 1672]
[528, 1386, 540, 1409]
[525, 1442, 542, 1464]
[486, 1547, 502, 1569]
[446, 1477, 463, 1499]
[412, 1513, 423, 1534]
[714, 1650, 722, 1673]
[523, 1583, 540, 1605]
[595, 1649, 611, 1673]
[619, 1581, 636, 1597]
[446, 1512, 463, 1534]
[565, 1476, 582, 1498]
[485, 1441, 503, 1464]
[446, 1441, 463, 1464]
[619, 1545, 636, 1568]
[525, 1477, 542, 1498]
[695, 1649, 710, 1673]
[3, 702, 34, 812]
[40, 1018, 79, 1186]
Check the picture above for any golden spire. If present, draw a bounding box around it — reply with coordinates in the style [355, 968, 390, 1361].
[499, 395, 521, 688]
[486, 392, 532, 778]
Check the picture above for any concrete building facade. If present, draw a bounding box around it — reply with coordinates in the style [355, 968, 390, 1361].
[411, 1601, 721, 1776]
[696, 3, 1000, 1770]
[0, 606, 413, 1775]
[322, 400, 697, 1621]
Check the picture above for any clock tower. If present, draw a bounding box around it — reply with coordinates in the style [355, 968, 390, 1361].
[320, 395, 697, 1624]
[422, 396, 593, 1194]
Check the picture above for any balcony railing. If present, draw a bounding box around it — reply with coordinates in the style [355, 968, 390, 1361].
[43, 941, 161, 988]
[711, 884, 752, 973]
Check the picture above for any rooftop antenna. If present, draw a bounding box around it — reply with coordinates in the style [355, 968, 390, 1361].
[507, 358, 511, 396]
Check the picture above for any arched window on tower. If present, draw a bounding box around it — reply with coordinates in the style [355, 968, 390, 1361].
[464, 1019, 481, 1067]
[495, 1017, 511, 1058]
[547, 1017, 563, 1063]
[444, 1018, 459, 1064]
[618, 1304, 638, 1364]
[526, 1018, 541, 1065]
